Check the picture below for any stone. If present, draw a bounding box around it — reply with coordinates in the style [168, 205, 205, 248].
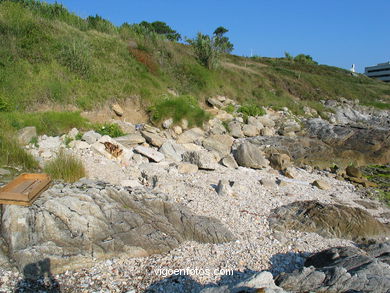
[216, 179, 233, 196]
[141, 131, 165, 148]
[0, 168, 11, 176]
[242, 124, 260, 137]
[247, 116, 264, 130]
[261, 127, 275, 136]
[112, 120, 136, 134]
[202, 135, 233, 157]
[159, 140, 186, 162]
[177, 163, 198, 174]
[268, 200, 390, 241]
[82, 131, 102, 144]
[312, 179, 331, 190]
[134, 146, 165, 162]
[177, 128, 205, 144]
[173, 125, 182, 135]
[234, 142, 269, 169]
[215, 111, 234, 121]
[282, 167, 297, 179]
[281, 121, 301, 135]
[67, 128, 79, 139]
[17, 126, 37, 145]
[181, 119, 189, 130]
[1, 182, 235, 274]
[228, 121, 244, 138]
[120, 179, 143, 188]
[162, 118, 173, 129]
[70, 140, 90, 150]
[269, 153, 292, 171]
[207, 97, 224, 108]
[346, 165, 362, 178]
[182, 151, 217, 170]
[111, 103, 124, 116]
[257, 116, 275, 128]
[208, 119, 227, 135]
[221, 155, 239, 169]
[260, 178, 277, 188]
[114, 134, 146, 147]
[276, 242, 390, 293]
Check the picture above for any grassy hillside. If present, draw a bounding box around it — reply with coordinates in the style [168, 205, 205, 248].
[1, 0, 390, 116]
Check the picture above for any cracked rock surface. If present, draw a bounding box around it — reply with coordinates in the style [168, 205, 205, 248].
[0, 179, 235, 274]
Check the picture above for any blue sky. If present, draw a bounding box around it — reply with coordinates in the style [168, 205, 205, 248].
[46, 0, 389, 73]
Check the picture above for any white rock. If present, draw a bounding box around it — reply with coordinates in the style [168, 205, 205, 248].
[134, 146, 165, 162]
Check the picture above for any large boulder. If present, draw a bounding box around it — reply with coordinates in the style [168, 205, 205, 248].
[202, 134, 234, 157]
[276, 242, 390, 293]
[141, 131, 166, 148]
[0, 181, 235, 274]
[82, 130, 101, 144]
[234, 142, 269, 169]
[268, 200, 390, 241]
[182, 150, 218, 170]
[228, 121, 244, 138]
[134, 146, 165, 162]
[159, 140, 186, 162]
[114, 133, 146, 147]
[17, 126, 37, 145]
[177, 128, 205, 144]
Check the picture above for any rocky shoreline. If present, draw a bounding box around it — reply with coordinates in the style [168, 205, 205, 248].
[0, 98, 389, 292]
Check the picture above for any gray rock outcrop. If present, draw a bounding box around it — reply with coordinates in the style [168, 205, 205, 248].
[276, 241, 390, 293]
[268, 200, 390, 242]
[234, 142, 269, 169]
[1, 180, 235, 274]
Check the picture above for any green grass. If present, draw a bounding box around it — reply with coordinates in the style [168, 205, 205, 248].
[94, 122, 125, 138]
[44, 150, 86, 182]
[149, 95, 211, 127]
[0, 111, 89, 136]
[0, 0, 389, 121]
[238, 103, 266, 122]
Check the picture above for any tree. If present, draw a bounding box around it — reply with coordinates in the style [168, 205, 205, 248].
[139, 21, 181, 41]
[213, 26, 233, 54]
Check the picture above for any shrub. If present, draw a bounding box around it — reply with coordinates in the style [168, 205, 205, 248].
[94, 123, 125, 138]
[294, 54, 318, 65]
[58, 38, 92, 77]
[187, 33, 220, 69]
[149, 95, 210, 127]
[223, 104, 235, 114]
[238, 104, 266, 118]
[44, 150, 85, 182]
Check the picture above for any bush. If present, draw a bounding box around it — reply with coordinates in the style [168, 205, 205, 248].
[94, 123, 125, 138]
[149, 95, 210, 127]
[238, 104, 266, 118]
[58, 38, 92, 77]
[44, 150, 85, 183]
[187, 33, 220, 69]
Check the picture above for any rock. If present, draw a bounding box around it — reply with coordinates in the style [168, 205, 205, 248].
[181, 119, 189, 130]
[177, 128, 205, 144]
[208, 119, 227, 135]
[159, 140, 186, 162]
[228, 121, 244, 138]
[69, 140, 90, 150]
[260, 178, 277, 188]
[141, 131, 165, 148]
[82, 131, 102, 144]
[177, 163, 198, 174]
[234, 142, 269, 169]
[346, 165, 362, 178]
[312, 179, 331, 190]
[280, 121, 301, 135]
[0, 168, 11, 176]
[17, 126, 37, 145]
[257, 116, 275, 128]
[268, 200, 390, 241]
[111, 103, 124, 116]
[202, 135, 233, 157]
[1, 182, 235, 274]
[215, 111, 234, 121]
[182, 151, 217, 170]
[162, 118, 173, 129]
[354, 199, 380, 210]
[269, 153, 292, 171]
[173, 126, 182, 135]
[242, 124, 259, 137]
[112, 120, 136, 134]
[134, 146, 165, 162]
[180, 143, 204, 152]
[261, 127, 275, 136]
[282, 167, 297, 179]
[114, 134, 146, 147]
[67, 128, 79, 139]
[221, 155, 239, 169]
[276, 242, 390, 293]
[247, 116, 264, 130]
[207, 97, 224, 108]
[216, 179, 233, 196]
[120, 179, 143, 188]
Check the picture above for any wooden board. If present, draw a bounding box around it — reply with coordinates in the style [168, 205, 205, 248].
[0, 173, 51, 206]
